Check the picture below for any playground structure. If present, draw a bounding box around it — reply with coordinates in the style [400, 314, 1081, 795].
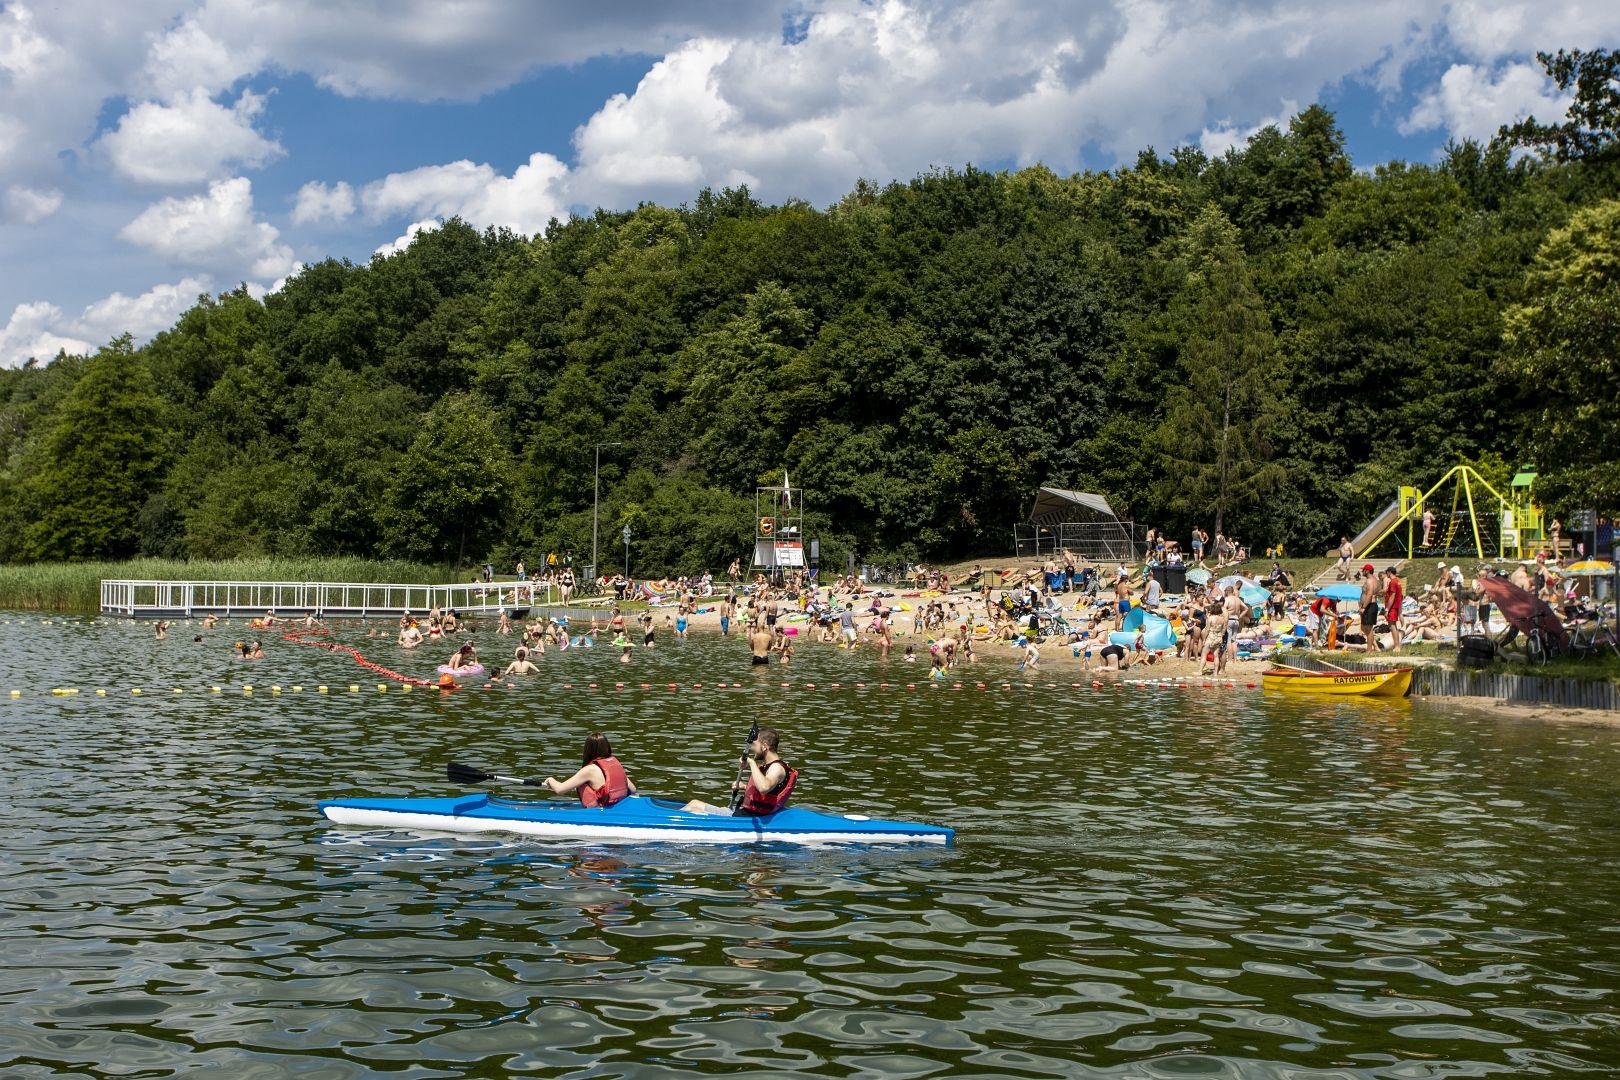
[1347, 464, 1550, 563]
[752, 475, 807, 571]
[1014, 487, 1141, 562]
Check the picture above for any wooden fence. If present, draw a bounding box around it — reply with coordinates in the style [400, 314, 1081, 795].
[1280, 654, 1618, 711]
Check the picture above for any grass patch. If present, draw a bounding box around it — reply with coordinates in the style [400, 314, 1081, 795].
[0, 558, 463, 613]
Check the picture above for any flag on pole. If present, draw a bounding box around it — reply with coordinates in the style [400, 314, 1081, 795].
[783, 470, 792, 509]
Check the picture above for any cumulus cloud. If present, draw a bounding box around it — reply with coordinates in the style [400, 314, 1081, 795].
[1197, 104, 1297, 159]
[0, 300, 91, 368]
[360, 152, 569, 236]
[98, 89, 282, 184]
[4, 184, 62, 223]
[375, 219, 439, 257]
[1401, 62, 1573, 143]
[291, 179, 356, 224]
[120, 177, 296, 280]
[0, 276, 212, 367]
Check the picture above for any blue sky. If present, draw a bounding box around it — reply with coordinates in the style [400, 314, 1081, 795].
[1, 0, 1615, 365]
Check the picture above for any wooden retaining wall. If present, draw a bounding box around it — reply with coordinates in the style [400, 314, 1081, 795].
[1280, 654, 1618, 712]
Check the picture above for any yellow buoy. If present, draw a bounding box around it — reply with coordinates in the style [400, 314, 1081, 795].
[243, 685, 253, 693]
[349, 685, 359, 692]
[131, 688, 142, 695]
[377, 683, 387, 692]
[210, 686, 221, 693]
[291, 685, 303, 692]
[317, 685, 328, 693]
[270, 685, 281, 694]
[95, 689, 106, 696]
[8, 689, 19, 697]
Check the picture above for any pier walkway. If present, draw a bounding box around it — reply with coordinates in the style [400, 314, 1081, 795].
[100, 579, 560, 619]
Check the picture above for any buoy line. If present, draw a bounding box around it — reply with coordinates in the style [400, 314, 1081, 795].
[4, 675, 1262, 698]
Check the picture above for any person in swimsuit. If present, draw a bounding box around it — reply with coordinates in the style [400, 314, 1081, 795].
[500, 647, 538, 677]
[641, 613, 655, 648]
[749, 625, 773, 666]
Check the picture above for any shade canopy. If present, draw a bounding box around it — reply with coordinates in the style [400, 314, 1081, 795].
[1029, 487, 1119, 527]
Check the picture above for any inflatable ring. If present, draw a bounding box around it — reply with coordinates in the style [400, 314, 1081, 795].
[436, 663, 485, 677]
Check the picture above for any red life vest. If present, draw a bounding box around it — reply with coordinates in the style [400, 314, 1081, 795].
[738, 759, 797, 816]
[580, 756, 630, 808]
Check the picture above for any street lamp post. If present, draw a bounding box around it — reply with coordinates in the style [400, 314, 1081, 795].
[591, 441, 623, 581]
[623, 524, 632, 580]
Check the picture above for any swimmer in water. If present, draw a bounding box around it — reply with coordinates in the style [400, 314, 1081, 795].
[399, 621, 423, 649]
[500, 646, 538, 677]
[447, 642, 477, 671]
[154, 620, 170, 639]
[614, 632, 632, 663]
[201, 614, 219, 629]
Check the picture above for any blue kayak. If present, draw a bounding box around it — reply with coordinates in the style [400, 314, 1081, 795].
[320, 793, 954, 846]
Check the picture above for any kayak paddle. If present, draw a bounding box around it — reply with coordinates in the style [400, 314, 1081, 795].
[446, 761, 547, 788]
[730, 716, 760, 812]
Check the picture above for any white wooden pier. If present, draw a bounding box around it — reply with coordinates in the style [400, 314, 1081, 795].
[100, 579, 559, 619]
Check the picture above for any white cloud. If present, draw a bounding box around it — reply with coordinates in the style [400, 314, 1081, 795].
[375, 219, 439, 257]
[0, 300, 90, 368]
[141, 16, 261, 100]
[120, 177, 296, 280]
[73, 276, 210, 341]
[1442, 2, 1620, 64]
[1198, 103, 1296, 159]
[98, 89, 282, 185]
[360, 152, 569, 235]
[0, 276, 212, 367]
[4, 184, 62, 223]
[177, 0, 781, 101]
[291, 179, 355, 224]
[1401, 62, 1572, 143]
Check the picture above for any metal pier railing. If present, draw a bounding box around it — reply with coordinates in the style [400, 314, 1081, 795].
[99, 580, 558, 619]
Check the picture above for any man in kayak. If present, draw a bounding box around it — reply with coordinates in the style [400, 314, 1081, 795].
[684, 728, 796, 817]
[543, 733, 636, 807]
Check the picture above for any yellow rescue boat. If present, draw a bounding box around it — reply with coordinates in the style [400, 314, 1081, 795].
[1262, 664, 1413, 697]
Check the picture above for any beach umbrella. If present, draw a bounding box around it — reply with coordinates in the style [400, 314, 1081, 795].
[1216, 574, 1260, 591]
[1315, 583, 1362, 602]
[1560, 559, 1614, 576]
[1239, 585, 1269, 606]
[1479, 574, 1569, 653]
[1186, 567, 1212, 586]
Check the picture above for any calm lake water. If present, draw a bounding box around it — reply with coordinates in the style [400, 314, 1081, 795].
[3, 614, 1619, 1077]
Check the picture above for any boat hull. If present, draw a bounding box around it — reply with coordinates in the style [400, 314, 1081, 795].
[1262, 666, 1413, 697]
[319, 794, 953, 846]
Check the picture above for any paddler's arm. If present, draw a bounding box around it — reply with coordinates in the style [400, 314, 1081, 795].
[741, 757, 785, 793]
[544, 763, 602, 795]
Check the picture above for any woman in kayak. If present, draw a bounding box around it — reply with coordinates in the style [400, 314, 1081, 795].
[544, 733, 636, 808]
[683, 728, 797, 817]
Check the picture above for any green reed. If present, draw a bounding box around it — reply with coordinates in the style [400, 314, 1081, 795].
[0, 558, 464, 613]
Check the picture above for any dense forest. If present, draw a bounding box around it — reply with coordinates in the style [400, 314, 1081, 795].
[2, 50, 1616, 576]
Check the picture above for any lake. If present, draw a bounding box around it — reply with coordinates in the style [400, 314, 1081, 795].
[3, 614, 1618, 1076]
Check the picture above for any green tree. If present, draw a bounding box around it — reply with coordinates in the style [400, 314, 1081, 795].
[18, 338, 170, 560]
[1501, 48, 1620, 166]
[383, 394, 515, 564]
[1153, 208, 1285, 538]
[1503, 198, 1620, 513]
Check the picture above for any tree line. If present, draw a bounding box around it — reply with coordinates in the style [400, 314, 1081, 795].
[1, 49, 1616, 575]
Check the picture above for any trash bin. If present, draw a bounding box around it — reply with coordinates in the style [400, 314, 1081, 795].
[1152, 564, 1187, 594]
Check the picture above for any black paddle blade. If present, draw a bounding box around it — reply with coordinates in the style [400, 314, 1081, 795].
[447, 762, 493, 785]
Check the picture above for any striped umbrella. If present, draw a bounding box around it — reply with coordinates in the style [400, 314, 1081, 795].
[1560, 559, 1615, 576]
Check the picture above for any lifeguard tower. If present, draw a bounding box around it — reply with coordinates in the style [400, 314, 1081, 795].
[752, 473, 805, 573]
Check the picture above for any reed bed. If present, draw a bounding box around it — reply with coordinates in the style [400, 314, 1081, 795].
[0, 558, 462, 613]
